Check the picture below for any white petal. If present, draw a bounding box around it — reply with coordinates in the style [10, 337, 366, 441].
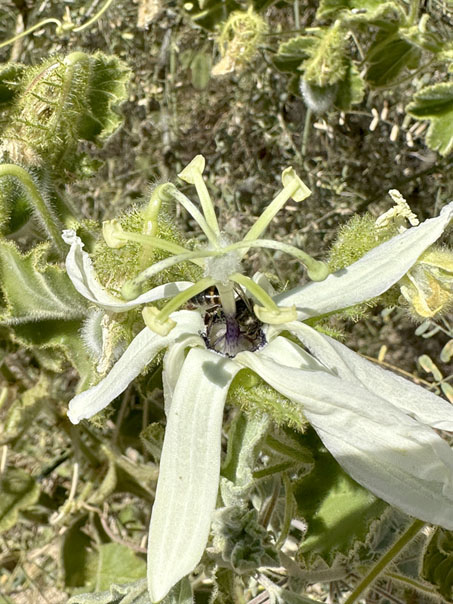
[287, 321, 453, 431]
[162, 334, 205, 414]
[236, 347, 453, 528]
[68, 310, 203, 424]
[274, 203, 453, 319]
[63, 229, 194, 312]
[147, 348, 240, 603]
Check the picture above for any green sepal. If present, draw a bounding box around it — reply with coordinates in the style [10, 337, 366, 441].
[364, 31, 421, 88]
[406, 82, 453, 156]
[294, 430, 387, 564]
[0, 467, 40, 533]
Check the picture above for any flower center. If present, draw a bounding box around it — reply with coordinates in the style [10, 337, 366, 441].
[102, 156, 330, 336]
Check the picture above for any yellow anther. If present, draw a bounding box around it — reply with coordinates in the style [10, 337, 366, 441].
[142, 306, 176, 336]
[102, 219, 127, 249]
[253, 304, 297, 324]
[178, 155, 206, 184]
[281, 167, 311, 202]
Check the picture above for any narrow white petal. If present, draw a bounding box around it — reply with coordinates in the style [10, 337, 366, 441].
[236, 348, 453, 528]
[63, 229, 193, 312]
[147, 348, 240, 603]
[274, 203, 453, 319]
[68, 310, 203, 424]
[162, 334, 205, 414]
[287, 321, 453, 431]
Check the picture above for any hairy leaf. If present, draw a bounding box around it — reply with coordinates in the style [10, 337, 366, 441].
[84, 544, 146, 591]
[317, 0, 400, 21]
[0, 467, 40, 533]
[294, 430, 386, 563]
[407, 83, 453, 156]
[422, 528, 453, 600]
[365, 32, 421, 87]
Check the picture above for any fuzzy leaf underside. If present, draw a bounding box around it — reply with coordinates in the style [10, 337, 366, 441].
[317, 0, 400, 21]
[407, 82, 453, 156]
[0, 239, 88, 323]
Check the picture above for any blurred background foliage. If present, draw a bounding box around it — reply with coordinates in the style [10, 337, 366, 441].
[1, 0, 453, 602]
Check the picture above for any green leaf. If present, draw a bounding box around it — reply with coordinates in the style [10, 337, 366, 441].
[406, 82, 453, 156]
[67, 580, 150, 604]
[0, 374, 51, 446]
[335, 61, 365, 110]
[0, 240, 88, 324]
[294, 430, 387, 563]
[317, 0, 400, 21]
[273, 36, 317, 74]
[2, 53, 130, 174]
[63, 515, 94, 588]
[85, 544, 146, 591]
[0, 63, 25, 110]
[77, 53, 131, 143]
[0, 467, 40, 533]
[365, 32, 421, 87]
[422, 528, 453, 600]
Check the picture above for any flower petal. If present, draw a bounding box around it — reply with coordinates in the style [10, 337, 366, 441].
[162, 334, 205, 414]
[236, 344, 453, 528]
[63, 229, 194, 312]
[274, 203, 453, 319]
[286, 321, 453, 431]
[147, 348, 240, 603]
[68, 310, 203, 424]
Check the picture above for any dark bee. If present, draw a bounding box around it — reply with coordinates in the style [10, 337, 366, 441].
[187, 285, 266, 357]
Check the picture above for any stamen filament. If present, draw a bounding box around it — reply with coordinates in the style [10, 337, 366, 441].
[167, 186, 220, 247]
[223, 239, 329, 281]
[113, 230, 205, 267]
[230, 273, 280, 312]
[243, 175, 310, 243]
[192, 171, 221, 236]
[155, 277, 215, 322]
[121, 248, 219, 300]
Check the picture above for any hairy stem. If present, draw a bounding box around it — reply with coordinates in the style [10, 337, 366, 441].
[343, 519, 425, 604]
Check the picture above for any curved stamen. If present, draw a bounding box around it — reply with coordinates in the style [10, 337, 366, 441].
[230, 273, 280, 312]
[103, 222, 205, 268]
[178, 156, 221, 237]
[121, 248, 219, 300]
[166, 185, 220, 248]
[243, 168, 311, 243]
[143, 277, 215, 334]
[223, 239, 329, 281]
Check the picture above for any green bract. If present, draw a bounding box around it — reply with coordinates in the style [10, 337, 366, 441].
[65, 156, 453, 603]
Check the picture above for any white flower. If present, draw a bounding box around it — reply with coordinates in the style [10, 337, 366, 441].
[65, 156, 453, 603]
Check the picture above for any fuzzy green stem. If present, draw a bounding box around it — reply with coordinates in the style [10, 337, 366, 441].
[301, 108, 312, 158]
[343, 519, 425, 604]
[0, 164, 65, 257]
[0, 18, 62, 50]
